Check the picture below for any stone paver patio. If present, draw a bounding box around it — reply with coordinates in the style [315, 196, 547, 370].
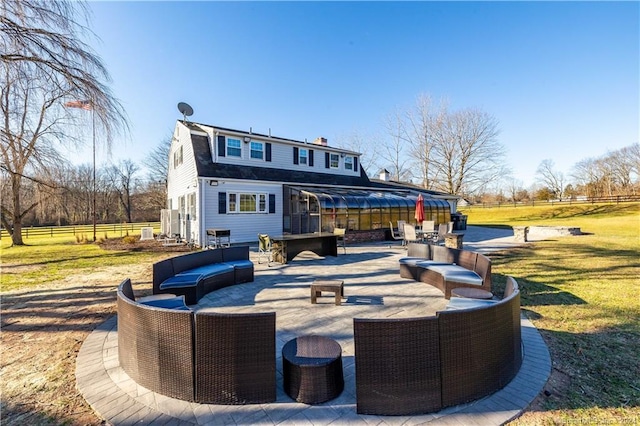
[76, 227, 551, 425]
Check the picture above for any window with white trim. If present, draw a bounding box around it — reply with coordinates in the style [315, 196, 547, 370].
[250, 141, 264, 160]
[227, 138, 241, 157]
[187, 192, 196, 220]
[173, 146, 183, 168]
[344, 156, 354, 171]
[330, 153, 339, 169]
[228, 193, 268, 213]
[299, 148, 308, 165]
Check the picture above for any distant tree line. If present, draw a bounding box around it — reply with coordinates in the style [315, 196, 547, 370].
[338, 94, 638, 204]
[1, 142, 169, 227]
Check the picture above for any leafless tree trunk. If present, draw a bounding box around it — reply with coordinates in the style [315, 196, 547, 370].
[382, 109, 413, 182]
[536, 159, 565, 200]
[0, 0, 128, 245]
[429, 108, 505, 196]
[106, 160, 139, 223]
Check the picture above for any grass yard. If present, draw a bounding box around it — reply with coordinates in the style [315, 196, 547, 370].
[462, 203, 640, 424]
[1, 203, 638, 425]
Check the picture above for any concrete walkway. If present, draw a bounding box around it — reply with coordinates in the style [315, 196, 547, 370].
[76, 226, 551, 425]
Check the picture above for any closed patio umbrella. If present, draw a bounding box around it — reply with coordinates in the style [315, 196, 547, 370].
[414, 194, 424, 224]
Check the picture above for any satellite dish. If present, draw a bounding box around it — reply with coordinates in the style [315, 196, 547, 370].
[177, 102, 194, 122]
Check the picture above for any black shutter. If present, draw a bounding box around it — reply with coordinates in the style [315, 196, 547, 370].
[325, 152, 330, 168]
[269, 194, 276, 213]
[217, 135, 225, 157]
[354, 156, 359, 172]
[218, 192, 226, 214]
[293, 147, 299, 165]
[266, 143, 272, 162]
[309, 149, 314, 166]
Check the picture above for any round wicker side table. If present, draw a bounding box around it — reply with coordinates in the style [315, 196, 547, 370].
[282, 335, 344, 404]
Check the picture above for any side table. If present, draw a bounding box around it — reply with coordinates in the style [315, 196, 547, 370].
[282, 335, 344, 404]
[310, 280, 344, 305]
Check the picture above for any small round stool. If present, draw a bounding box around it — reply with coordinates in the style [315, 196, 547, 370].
[282, 335, 344, 404]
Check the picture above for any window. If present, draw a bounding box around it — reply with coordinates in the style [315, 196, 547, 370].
[330, 153, 339, 169]
[299, 149, 308, 165]
[173, 146, 183, 168]
[228, 192, 268, 213]
[250, 141, 264, 160]
[187, 193, 196, 221]
[227, 138, 241, 157]
[344, 156, 353, 171]
[178, 195, 185, 219]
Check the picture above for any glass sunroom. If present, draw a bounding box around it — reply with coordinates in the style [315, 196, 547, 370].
[283, 186, 451, 234]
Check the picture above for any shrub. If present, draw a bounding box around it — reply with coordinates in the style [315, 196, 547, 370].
[122, 235, 138, 244]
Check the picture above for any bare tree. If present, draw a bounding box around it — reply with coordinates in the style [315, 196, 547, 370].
[141, 137, 171, 214]
[381, 109, 413, 182]
[536, 159, 565, 200]
[405, 94, 445, 190]
[143, 136, 171, 181]
[0, 0, 127, 245]
[106, 160, 139, 223]
[429, 107, 505, 196]
[334, 129, 379, 178]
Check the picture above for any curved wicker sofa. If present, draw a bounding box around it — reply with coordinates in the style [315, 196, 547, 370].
[152, 246, 254, 304]
[399, 242, 492, 299]
[117, 278, 276, 404]
[353, 277, 522, 416]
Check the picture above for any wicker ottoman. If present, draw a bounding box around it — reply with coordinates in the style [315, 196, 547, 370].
[282, 335, 344, 404]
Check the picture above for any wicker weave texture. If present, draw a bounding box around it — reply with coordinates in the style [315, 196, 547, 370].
[117, 283, 195, 401]
[195, 311, 276, 404]
[282, 335, 344, 404]
[438, 288, 521, 407]
[354, 317, 442, 415]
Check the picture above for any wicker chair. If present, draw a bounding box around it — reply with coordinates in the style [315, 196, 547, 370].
[194, 310, 276, 404]
[354, 316, 443, 415]
[117, 279, 195, 401]
[437, 279, 521, 407]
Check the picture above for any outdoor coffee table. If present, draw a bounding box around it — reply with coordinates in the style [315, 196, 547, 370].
[282, 335, 344, 404]
[310, 280, 344, 305]
[451, 287, 493, 299]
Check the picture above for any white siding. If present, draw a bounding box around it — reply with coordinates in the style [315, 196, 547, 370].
[208, 127, 361, 178]
[200, 180, 283, 245]
[167, 122, 200, 241]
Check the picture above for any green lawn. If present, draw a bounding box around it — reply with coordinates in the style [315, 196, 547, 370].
[2, 204, 638, 423]
[462, 203, 640, 423]
[0, 235, 166, 291]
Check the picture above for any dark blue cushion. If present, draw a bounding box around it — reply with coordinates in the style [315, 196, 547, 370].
[141, 297, 190, 310]
[223, 260, 254, 269]
[160, 273, 202, 289]
[181, 263, 234, 278]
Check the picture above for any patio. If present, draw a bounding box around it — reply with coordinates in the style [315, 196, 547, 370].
[76, 227, 551, 425]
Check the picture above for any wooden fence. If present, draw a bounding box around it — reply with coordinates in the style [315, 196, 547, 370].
[461, 195, 640, 209]
[0, 222, 161, 240]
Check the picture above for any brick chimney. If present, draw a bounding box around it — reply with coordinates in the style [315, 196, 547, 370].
[313, 137, 328, 146]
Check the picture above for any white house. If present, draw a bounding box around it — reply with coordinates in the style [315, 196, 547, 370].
[165, 120, 458, 246]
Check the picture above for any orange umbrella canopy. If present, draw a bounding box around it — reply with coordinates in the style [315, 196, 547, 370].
[415, 194, 425, 223]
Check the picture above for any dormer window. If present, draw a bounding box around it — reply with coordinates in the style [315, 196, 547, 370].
[330, 153, 339, 169]
[344, 156, 353, 171]
[250, 141, 264, 160]
[227, 138, 241, 157]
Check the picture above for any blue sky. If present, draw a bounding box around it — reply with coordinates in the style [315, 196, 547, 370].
[74, 1, 639, 188]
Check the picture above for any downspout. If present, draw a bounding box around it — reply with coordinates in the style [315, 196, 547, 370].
[199, 177, 205, 247]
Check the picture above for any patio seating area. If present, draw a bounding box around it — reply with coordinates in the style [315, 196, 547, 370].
[76, 227, 551, 425]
